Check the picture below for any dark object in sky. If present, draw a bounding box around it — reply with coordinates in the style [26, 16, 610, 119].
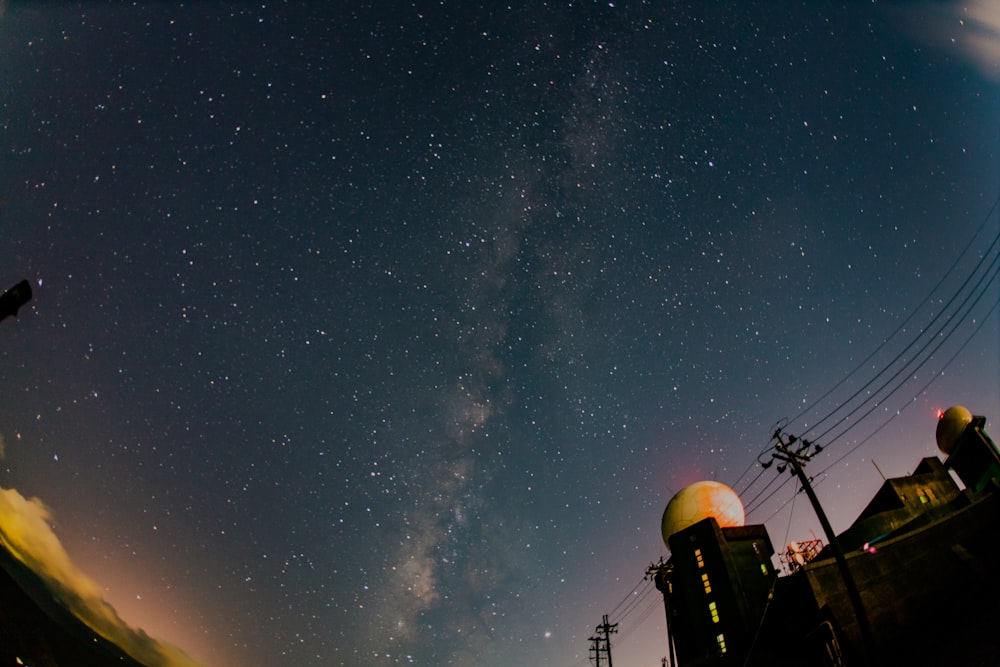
[0, 280, 32, 323]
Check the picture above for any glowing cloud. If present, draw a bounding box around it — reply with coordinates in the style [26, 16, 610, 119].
[0, 486, 205, 667]
[906, 1, 1000, 81]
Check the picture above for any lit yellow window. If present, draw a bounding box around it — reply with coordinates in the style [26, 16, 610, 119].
[694, 549, 704, 568]
[760, 563, 768, 575]
[709, 601, 720, 623]
[717, 633, 727, 654]
[701, 573, 712, 594]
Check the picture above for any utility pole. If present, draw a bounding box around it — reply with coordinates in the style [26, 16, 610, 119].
[588, 614, 618, 667]
[768, 430, 875, 660]
[598, 614, 618, 667]
[648, 561, 677, 667]
[588, 633, 603, 667]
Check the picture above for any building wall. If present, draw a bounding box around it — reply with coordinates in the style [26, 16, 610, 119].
[837, 460, 961, 552]
[802, 489, 1000, 661]
[664, 519, 776, 666]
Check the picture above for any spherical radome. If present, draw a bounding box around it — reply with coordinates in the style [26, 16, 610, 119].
[936, 405, 973, 456]
[661, 481, 745, 548]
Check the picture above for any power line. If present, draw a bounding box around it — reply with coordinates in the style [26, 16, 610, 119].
[588, 614, 618, 667]
[788, 191, 1000, 432]
[569, 192, 1000, 667]
[741, 192, 1000, 523]
[611, 578, 655, 622]
[816, 294, 1000, 479]
[810, 255, 1000, 446]
[748, 290, 998, 523]
[747, 257, 1000, 526]
[604, 575, 651, 620]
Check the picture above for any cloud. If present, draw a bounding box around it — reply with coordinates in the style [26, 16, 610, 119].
[904, 1, 1000, 81]
[0, 486, 205, 667]
[956, 2, 1000, 80]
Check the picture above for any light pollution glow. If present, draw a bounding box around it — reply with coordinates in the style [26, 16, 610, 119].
[0, 485, 205, 667]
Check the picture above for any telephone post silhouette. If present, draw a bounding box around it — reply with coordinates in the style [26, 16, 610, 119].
[768, 430, 874, 661]
[588, 614, 618, 667]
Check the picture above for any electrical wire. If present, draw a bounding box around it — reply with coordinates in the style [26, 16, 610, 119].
[789, 191, 1000, 435]
[748, 192, 1000, 520]
[741, 466, 788, 511]
[747, 264, 1000, 531]
[816, 293, 1000, 478]
[613, 592, 665, 645]
[604, 573, 653, 620]
[610, 577, 655, 623]
[810, 254, 1000, 446]
[745, 471, 796, 519]
[567, 192, 1000, 667]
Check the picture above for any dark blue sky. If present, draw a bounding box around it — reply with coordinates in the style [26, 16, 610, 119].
[1, 2, 998, 666]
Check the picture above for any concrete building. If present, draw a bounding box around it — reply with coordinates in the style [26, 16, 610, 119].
[654, 406, 1000, 666]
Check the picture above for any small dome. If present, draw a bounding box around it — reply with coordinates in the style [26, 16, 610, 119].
[661, 481, 745, 548]
[936, 405, 973, 455]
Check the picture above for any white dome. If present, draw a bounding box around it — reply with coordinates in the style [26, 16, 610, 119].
[936, 405, 973, 456]
[661, 481, 745, 547]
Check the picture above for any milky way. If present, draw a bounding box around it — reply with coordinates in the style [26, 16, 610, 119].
[1, 3, 998, 666]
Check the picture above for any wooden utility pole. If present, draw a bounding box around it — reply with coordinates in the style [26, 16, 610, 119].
[771, 431, 875, 660]
[588, 633, 603, 667]
[648, 561, 677, 667]
[589, 614, 618, 667]
[597, 614, 618, 667]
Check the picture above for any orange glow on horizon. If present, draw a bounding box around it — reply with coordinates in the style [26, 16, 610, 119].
[0, 486, 224, 667]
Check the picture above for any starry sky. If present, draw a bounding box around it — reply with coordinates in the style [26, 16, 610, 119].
[1, 2, 998, 666]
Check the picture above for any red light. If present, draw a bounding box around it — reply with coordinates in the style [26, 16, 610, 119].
[936, 409, 944, 419]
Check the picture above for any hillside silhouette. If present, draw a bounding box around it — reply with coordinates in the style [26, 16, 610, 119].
[0, 541, 147, 666]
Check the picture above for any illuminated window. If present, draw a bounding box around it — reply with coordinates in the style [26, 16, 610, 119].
[709, 601, 720, 623]
[694, 549, 704, 568]
[701, 573, 712, 594]
[716, 633, 727, 654]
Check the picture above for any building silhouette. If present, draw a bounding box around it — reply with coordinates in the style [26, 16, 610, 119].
[653, 406, 1000, 666]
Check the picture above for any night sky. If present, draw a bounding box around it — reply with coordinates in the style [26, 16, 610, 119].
[1, 2, 998, 666]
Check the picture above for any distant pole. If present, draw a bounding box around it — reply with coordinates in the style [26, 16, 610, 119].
[589, 614, 618, 667]
[588, 633, 602, 667]
[649, 562, 677, 666]
[598, 614, 618, 667]
[772, 432, 875, 660]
